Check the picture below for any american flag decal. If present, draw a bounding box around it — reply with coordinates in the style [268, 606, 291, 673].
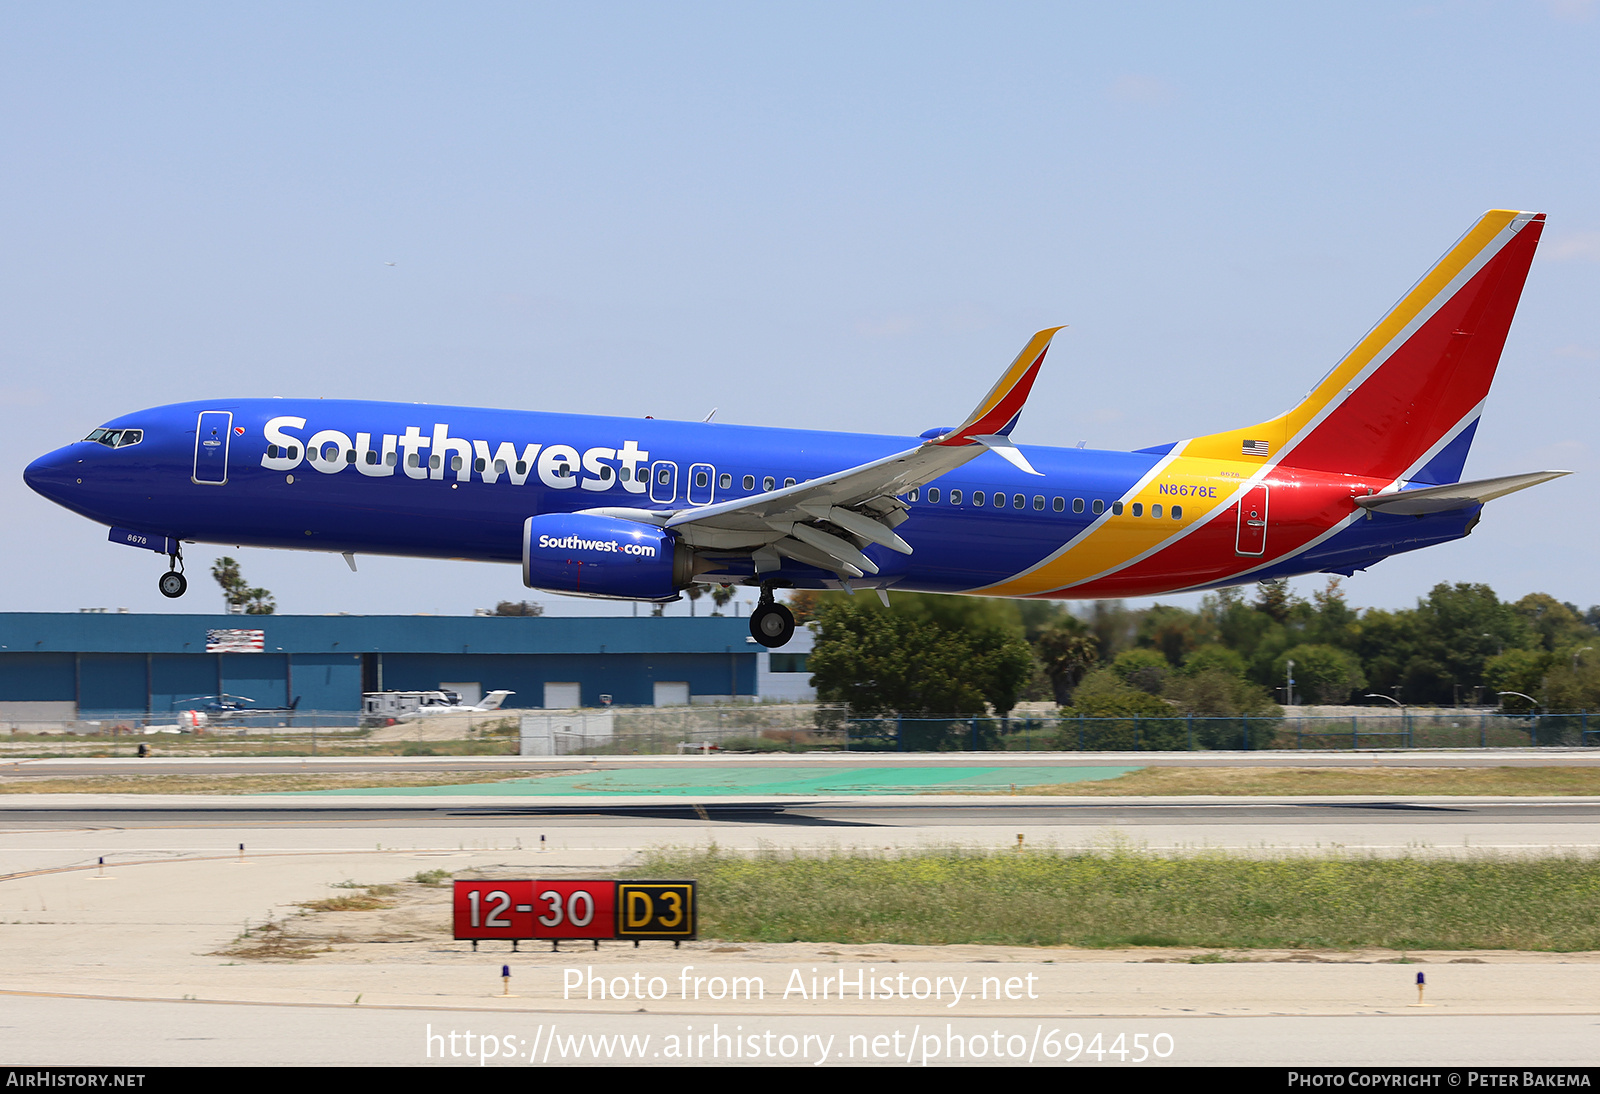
[206, 629, 264, 653]
[1241, 439, 1270, 457]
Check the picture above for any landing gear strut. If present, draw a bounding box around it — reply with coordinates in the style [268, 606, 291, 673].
[749, 584, 794, 649]
[158, 549, 187, 599]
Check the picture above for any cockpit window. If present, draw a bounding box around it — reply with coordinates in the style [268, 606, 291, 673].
[84, 428, 144, 448]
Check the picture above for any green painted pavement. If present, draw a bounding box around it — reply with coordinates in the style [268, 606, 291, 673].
[284, 765, 1142, 797]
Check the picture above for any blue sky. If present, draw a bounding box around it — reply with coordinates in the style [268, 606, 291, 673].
[2, 2, 1596, 618]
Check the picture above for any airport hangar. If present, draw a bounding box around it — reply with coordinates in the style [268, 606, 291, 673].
[0, 612, 815, 722]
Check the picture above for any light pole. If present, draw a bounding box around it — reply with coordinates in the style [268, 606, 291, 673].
[1366, 693, 1406, 745]
[1499, 690, 1542, 746]
[1498, 690, 1538, 711]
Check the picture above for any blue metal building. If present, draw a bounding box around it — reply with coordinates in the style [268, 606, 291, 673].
[0, 613, 789, 718]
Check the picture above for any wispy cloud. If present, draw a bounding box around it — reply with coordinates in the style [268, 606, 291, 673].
[854, 313, 917, 338]
[1545, 232, 1600, 261]
[1543, 0, 1596, 22]
[0, 387, 48, 407]
[1107, 74, 1176, 106]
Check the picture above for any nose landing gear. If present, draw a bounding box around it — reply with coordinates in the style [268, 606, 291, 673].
[749, 584, 794, 648]
[158, 550, 187, 599]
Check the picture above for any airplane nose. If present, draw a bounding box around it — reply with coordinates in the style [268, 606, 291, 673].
[23, 446, 83, 506]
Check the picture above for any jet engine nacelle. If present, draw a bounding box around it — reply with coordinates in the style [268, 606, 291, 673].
[522, 513, 693, 601]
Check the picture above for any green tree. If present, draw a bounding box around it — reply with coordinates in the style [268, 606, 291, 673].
[1063, 667, 1171, 717]
[808, 593, 1036, 715]
[1110, 648, 1171, 695]
[211, 557, 276, 615]
[1276, 644, 1365, 705]
[1034, 621, 1100, 705]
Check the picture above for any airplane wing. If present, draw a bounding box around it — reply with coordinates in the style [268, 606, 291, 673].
[1354, 471, 1571, 516]
[581, 327, 1063, 581]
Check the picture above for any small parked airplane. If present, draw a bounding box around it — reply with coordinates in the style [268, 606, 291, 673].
[395, 689, 515, 721]
[25, 210, 1566, 649]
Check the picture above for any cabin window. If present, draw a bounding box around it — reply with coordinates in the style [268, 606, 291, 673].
[1131, 502, 1144, 517]
[763, 476, 775, 491]
[1171, 505, 1183, 519]
[429, 454, 441, 470]
[1054, 497, 1065, 512]
[784, 477, 796, 487]
[494, 460, 507, 474]
[451, 455, 463, 472]
[408, 453, 419, 468]
[557, 463, 572, 478]
[743, 474, 755, 490]
[694, 471, 708, 488]
[515, 461, 527, 475]
[1033, 495, 1045, 511]
[385, 451, 397, 466]
[1092, 499, 1104, 514]
[949, 489, 962, 504]
[657, 468, 670, 484]
[1013, 493, 1025, 509]
[473, 457, 485, 472]
[908, 488, 919, 502]
[1151, 503, 1162, 518]
[1072, 498, 1084, 513]
[973, 491, 985, 507]
[927, 487, 940, 503]
[1112, 501, 1124, 515]
[719, 473, 732, 489]
[598, 466, 612, 480]
[366, 451, 379, 465]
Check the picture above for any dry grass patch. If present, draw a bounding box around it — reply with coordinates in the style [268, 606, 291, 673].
[298, 883, 399, 913]
[1016, 765, 1600, 797]
[0, 770, 551, 795]
[212, 918, 334, 961]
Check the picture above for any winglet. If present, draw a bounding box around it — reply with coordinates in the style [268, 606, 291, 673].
[932, 327, 1063, 447]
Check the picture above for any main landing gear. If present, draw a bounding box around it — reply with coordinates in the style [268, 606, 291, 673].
[749, 585, 794, 648]
[158, 550, 187, 599]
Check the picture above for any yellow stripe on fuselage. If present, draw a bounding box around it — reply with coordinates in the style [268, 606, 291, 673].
[977, 454, 1260, 596]
[1181, 209, 1521, 464]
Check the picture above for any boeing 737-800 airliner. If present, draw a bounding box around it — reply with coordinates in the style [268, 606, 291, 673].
[24, 210, 1567, 648]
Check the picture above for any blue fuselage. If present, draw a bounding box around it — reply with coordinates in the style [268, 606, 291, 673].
[24, 398, 1476, 597]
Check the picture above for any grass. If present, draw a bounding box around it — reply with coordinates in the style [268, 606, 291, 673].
[0, 770, 553, 795]
[1010, 765, 1600, 797]
[297, 883, 398, 913]
[628, 846, 1600, 951]
[211, 917, 331, 960]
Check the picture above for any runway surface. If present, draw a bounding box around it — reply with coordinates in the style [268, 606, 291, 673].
[3, 753, 1599, 1067]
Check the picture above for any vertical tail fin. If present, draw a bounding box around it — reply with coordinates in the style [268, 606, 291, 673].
[1183, 210, 1544, 483]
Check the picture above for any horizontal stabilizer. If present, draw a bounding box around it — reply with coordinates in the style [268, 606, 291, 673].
[1354, 471, 1570, 515]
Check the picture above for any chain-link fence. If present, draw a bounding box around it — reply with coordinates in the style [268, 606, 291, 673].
[10, 705, 1600, 756]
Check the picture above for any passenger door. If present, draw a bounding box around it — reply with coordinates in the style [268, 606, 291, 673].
[1234, 485, 1269, 556]
[192, 411, 233, 485]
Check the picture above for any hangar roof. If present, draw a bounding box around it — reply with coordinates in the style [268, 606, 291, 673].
[0, 613, 756, 656]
